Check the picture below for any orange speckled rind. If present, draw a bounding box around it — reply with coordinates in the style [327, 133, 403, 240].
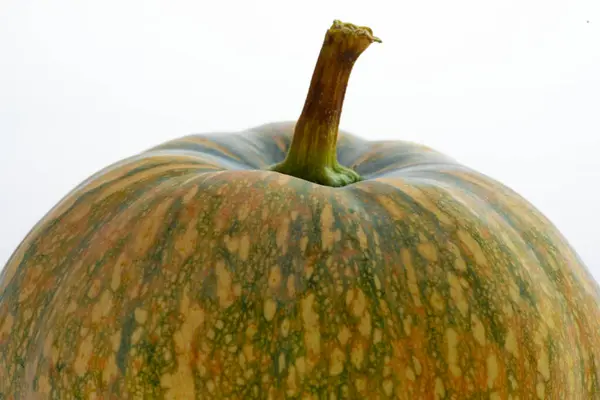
[1, 122, 599, 399]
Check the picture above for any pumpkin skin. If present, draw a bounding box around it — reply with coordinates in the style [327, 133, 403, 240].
[1, 121, 600, 399]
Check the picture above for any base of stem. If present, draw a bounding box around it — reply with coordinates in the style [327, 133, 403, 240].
[270, 161, 361, 187]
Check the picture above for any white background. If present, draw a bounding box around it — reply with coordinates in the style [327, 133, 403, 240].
[1, 1, 598, 279]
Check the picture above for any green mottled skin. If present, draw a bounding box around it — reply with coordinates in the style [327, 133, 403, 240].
[1, 122, 600, 399]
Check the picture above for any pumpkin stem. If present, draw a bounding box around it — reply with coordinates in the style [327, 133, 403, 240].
[270, 20, 381, 187]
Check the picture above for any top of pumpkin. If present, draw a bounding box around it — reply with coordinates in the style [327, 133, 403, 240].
[270, 20, 381, 187]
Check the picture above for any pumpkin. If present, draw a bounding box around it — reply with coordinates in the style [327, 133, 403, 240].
[1, 20, 599, 400]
